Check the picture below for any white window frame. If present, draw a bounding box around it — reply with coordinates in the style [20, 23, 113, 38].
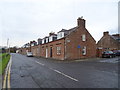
[46, 38, 49, 43]
[82, 46, 86, 55]
[57, 32, 64, 39]
[61, 32, 64, 37]
[42, 39, 44, 44]
[31, 43, 34, 46]
[57, 33, 59, 39]
[82, 34, 86, 41]
[56, 47, 61, 55]
[49, 36, 53, 42]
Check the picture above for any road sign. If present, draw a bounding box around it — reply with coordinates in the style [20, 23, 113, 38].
[77, 45, 81, 48]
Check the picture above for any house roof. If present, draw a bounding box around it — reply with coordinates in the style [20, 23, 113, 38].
[58, 27, 78, 38]
[110, 34, 120, 42]
[65, 26, 78, 37]
[58, 29, 68, 33]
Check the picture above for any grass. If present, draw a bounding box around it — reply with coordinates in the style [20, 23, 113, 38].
[0, 53, 10, 75]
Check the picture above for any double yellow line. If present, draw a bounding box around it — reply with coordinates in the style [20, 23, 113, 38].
[3, 56, 12, 89]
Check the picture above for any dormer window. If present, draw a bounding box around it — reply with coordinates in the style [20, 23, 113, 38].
[42, 39, 44, 44]
[31, 43, 34, 46]
[46, 38, 49, 43]
[49, 36, 53, 42]
[49, 35, 57, 42]
[82, 34, 86, 41]
[57, 32, 65, 39]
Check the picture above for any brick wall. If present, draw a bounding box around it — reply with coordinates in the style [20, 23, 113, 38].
[97, 32, 120, 57]
[65, 26, 96, 60]
[97, 34, 120, 51]
[40, 39, 65, 60]
[31, 45, 40, 56]
[18, 18, 97, 60]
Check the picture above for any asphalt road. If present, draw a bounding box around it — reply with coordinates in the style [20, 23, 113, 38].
[10, 53, 118, 88]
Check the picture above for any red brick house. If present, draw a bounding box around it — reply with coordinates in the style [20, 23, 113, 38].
[40, 38, 65, 60]
[97, 31, 120, 57]
[19, 17, 96, 60]
[31, 45, 40, 57]
[19, 43, 31, 55]
[40, 17, 96, 60]
[19, 41, 38, 55]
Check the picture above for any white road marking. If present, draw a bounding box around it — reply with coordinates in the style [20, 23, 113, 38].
[49, 68, 53, 70]
[7, 56, 12, 88]
[53, 69, 79, 82]
[3, 55, 12, 88]
[35, 61, 45, 66]
[35, 61, 78, 82]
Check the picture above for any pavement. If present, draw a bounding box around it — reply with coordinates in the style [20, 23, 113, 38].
[10, 53, 118, 88]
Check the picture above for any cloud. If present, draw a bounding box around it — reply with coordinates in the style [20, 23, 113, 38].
[0, 0, 119, 47]
[0, 0, 119, 3]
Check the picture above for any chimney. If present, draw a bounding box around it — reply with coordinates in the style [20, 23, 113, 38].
[103, 31, 109, 36]
[77, 17, 86, 28]
[49, 32, 55, 36]
[30, 41, 32, 44]
[112, 34, 120, 37]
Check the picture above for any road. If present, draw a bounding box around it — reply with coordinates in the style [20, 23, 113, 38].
[10, 53, 118, 88]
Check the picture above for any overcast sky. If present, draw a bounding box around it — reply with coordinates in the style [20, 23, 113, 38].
[0, 0, 119, 47]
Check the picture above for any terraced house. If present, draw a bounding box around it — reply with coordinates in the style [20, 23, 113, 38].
[97, 31, 120, 57]
[19, 17, 97, 60]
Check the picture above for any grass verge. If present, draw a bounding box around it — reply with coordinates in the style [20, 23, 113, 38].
[0, 53, 10, 75]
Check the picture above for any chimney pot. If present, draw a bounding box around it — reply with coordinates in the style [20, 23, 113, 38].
[49, 32, 55, 36]
[103, 31, 109, 36]
[77, 17, 86, 28]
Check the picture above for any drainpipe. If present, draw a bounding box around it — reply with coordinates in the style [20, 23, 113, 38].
[64, 38, 66, 60]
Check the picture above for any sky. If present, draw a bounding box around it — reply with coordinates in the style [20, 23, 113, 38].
[0, 0, 119, 47]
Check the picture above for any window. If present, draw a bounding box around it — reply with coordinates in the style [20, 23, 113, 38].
[37, 47, 40, 54]
[82, 34, 86, 41]
[46, 38, 49, 43]
[49, 36, 53, 42]
[42, 39, 44, 44]
[31, 43, 34, 46]
[56, 47, 61, 55]
[82, 46, 86, 55]
[57, 32, 64, 39]
[57, 33, 59, 39]
[60, 33, 62, 37]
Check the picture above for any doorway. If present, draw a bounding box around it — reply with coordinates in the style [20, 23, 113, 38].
[50, 47, 52, 58]
[46, 48, 48, 58]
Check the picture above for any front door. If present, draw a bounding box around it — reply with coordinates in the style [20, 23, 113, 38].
[50, 47, 52, 58]
[46, 48, 48, 58]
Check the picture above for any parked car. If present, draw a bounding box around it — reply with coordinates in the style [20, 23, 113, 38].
[113, 50, 120, 56]
[102, 51, 116, 58]
[27, 52, 33, 57]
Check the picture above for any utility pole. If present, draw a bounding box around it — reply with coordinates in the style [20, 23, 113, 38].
[9, 45, 10, 54]
[7, 38, 9, 53]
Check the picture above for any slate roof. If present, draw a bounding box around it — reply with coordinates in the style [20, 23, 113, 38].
[110, 34, 120, 42]
[58, 26, 78, 37]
